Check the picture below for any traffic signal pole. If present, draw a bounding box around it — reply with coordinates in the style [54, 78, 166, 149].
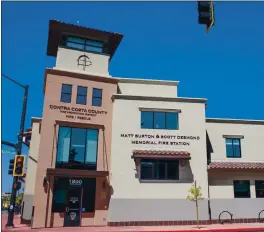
[1, 74, 29, 227]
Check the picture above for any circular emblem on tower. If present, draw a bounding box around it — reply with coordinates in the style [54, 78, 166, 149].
[77, 54, 92, 70]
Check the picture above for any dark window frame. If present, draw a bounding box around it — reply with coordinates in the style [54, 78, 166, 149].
[60, 84, 72, 103]
[55, 126, 99, 170]
[76, 86, 88, 105]
[255, 180, 264, 198]
[92, 88, 103, 107]
[62, 35, 105, 54]
[141, 111, 179, 130]
[140, 159, 179, 181]
[233, 180, 251, 198]
[226, 138, 242, 158]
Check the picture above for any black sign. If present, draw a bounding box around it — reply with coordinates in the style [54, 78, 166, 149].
[120, 133, 200, 146]
[49, 105, 107, 121]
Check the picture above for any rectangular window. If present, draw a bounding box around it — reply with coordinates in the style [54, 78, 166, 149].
[60, 84, 72, 103]
[85, 129, 98, 168]
[226, 139, 241, 158]
[70, 128, 86, 163]
[154, 112, 166, 129]
[141, 111, 153, 129]
[255, 180, 264, 198]
[52, 177, 68, 212]
[85, 39, 103, 53]
[76, 86, 87, 105]
[65, 36, 103, 53]
[56, 127, 99, 170]
[92, 88, 102, 107]
[141, 111, 178, 130]
[56, 127, 71, 163]
[233, 180, 250, 198]
[140, 159, 179, 180]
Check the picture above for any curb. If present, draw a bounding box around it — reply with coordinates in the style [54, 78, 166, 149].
[100, 226, 264, 232]
[124, 227, 264, 232]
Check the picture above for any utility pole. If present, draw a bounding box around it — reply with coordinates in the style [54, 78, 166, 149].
[1, 74, 29, 227]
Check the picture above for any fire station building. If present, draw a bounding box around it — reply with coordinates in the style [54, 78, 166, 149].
[22, 20, 264, 228]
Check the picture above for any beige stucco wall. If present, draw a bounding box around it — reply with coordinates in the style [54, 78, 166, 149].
[208, 171, 264, 219]
[206, 121, 264, 162]
[207, 120, 264, 202]
[55, 47, 110, 77]
[24, 119, 41, 194]
[22, 119, 41, 221]
[117, 80, 178, 98]
[110, 98, 208, 199]
[209, 171, 263, 199]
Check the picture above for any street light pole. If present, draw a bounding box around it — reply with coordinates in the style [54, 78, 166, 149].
[2, 74, 29, 227]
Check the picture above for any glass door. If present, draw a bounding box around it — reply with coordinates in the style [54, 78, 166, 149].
[64, 187, 83, 227]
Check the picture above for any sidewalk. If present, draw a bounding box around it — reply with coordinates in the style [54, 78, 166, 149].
[2, 215, 264, 232]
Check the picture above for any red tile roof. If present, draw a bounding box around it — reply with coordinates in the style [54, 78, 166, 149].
[208, 162, 264, 170]
[132, 150, 190, 159]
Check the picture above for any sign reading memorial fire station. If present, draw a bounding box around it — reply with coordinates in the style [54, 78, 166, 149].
[49, 105, 107, 121]
[120, 133, 200, 146]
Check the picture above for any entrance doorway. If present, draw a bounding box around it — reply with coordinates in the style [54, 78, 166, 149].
[52, 177, 96, 227]
[64, 187, 83, 227]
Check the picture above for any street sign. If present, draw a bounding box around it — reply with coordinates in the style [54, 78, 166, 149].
[2, 150, 16, 155]
[9, 205, 14, 212]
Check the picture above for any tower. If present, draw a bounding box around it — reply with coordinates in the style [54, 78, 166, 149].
[31, 20, 123, 228]
[47, 20, 123, 77]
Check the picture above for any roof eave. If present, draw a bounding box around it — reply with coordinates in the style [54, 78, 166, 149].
[46, 19, 123, 60]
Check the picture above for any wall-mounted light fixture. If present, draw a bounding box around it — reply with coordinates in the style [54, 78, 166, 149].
[43, 176, 47, 187]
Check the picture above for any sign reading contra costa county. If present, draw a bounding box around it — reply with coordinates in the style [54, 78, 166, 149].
[120, 133, 200, 146]
[49, 105, 107, 121]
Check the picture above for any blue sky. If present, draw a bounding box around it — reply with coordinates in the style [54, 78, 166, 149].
[2, 2, 264, 192]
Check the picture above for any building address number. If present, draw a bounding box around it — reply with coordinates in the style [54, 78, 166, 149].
[69, 179, 83, 186]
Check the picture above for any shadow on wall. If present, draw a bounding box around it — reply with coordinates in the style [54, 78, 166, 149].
[181, 160, 194, 183]
[208, 178, 235, 186]
[110, 185, 114, 196]
[206, 131, 214, 165]
[102, 129, 109, 172]
[117, 85, 121, 94]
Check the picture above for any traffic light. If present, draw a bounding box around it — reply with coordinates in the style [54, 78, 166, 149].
[8, 159, 15, 175]
[198, 0, 215, 33]
[13, 181, 21, 191]
[13, 155, 25, 177]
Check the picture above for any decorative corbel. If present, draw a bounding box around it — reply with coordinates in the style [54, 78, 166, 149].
[180, 159, 187, 167]
[135, 158, 140, 167]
